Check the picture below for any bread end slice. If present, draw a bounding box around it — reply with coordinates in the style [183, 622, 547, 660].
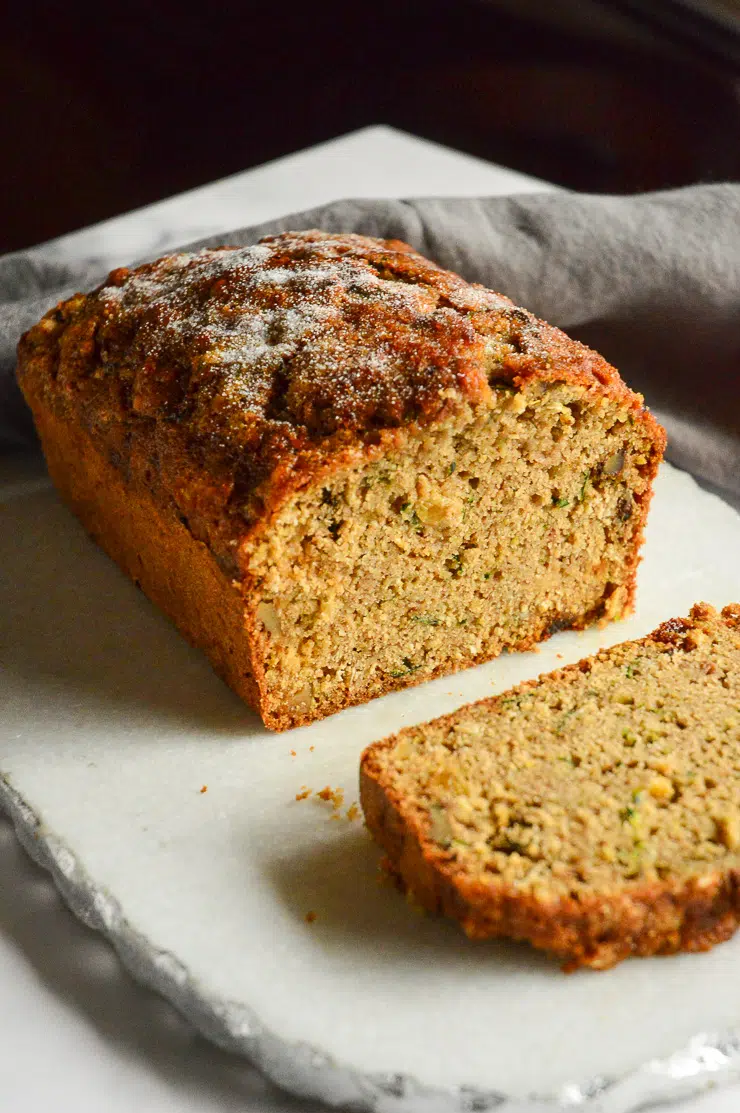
[361, 603, 740, 970]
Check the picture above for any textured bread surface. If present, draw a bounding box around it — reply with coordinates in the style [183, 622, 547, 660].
[17, 231, 664, 730]
[361, 604, 740, 970]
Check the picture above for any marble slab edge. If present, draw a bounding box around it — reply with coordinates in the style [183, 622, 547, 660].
[4, 751, 740, 1113]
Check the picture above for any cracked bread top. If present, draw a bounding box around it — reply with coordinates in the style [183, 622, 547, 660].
[17, 230, 664, 529]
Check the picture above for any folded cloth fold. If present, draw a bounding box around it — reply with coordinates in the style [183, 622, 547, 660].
[2, 185, 738, 499]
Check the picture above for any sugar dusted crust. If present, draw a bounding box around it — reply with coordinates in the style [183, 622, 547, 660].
[361, 604, 740, 970]
[17, 231, 665, 730]
[17, 231, 662, 556]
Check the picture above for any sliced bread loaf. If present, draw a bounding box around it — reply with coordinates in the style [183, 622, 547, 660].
[360, 603, 740, 970]
[17, 231, 663, 730]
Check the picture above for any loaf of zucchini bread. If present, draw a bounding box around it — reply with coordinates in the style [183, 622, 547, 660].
[361, 603, 740, 970]
[17, 231, 664, 730]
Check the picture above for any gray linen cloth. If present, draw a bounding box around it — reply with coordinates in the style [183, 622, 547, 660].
[2, 186, 738, 501]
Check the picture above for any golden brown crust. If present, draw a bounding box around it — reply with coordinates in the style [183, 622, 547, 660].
[360, 604, 740, 970]
[16, 230, 664, 564]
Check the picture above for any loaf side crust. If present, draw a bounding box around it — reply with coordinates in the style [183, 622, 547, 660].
[360, 604, 740, 970]
[31, 401, 266, 720]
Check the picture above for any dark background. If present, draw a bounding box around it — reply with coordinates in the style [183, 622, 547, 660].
[4, 0, 740, 252]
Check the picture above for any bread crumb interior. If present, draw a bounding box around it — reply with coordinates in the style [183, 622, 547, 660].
[248, 380, 655, 721]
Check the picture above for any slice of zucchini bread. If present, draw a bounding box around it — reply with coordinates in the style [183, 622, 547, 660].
[17, 231, 664, 731]
[361, 604, 740, 970]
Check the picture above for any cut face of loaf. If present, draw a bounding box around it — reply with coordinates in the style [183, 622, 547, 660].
[248, 384, 658, 725]
[17, 230, 664, 730]
[361, 604, 740, 970]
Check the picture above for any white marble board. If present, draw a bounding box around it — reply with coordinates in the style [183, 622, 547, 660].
[3, 452, 740, 1112]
